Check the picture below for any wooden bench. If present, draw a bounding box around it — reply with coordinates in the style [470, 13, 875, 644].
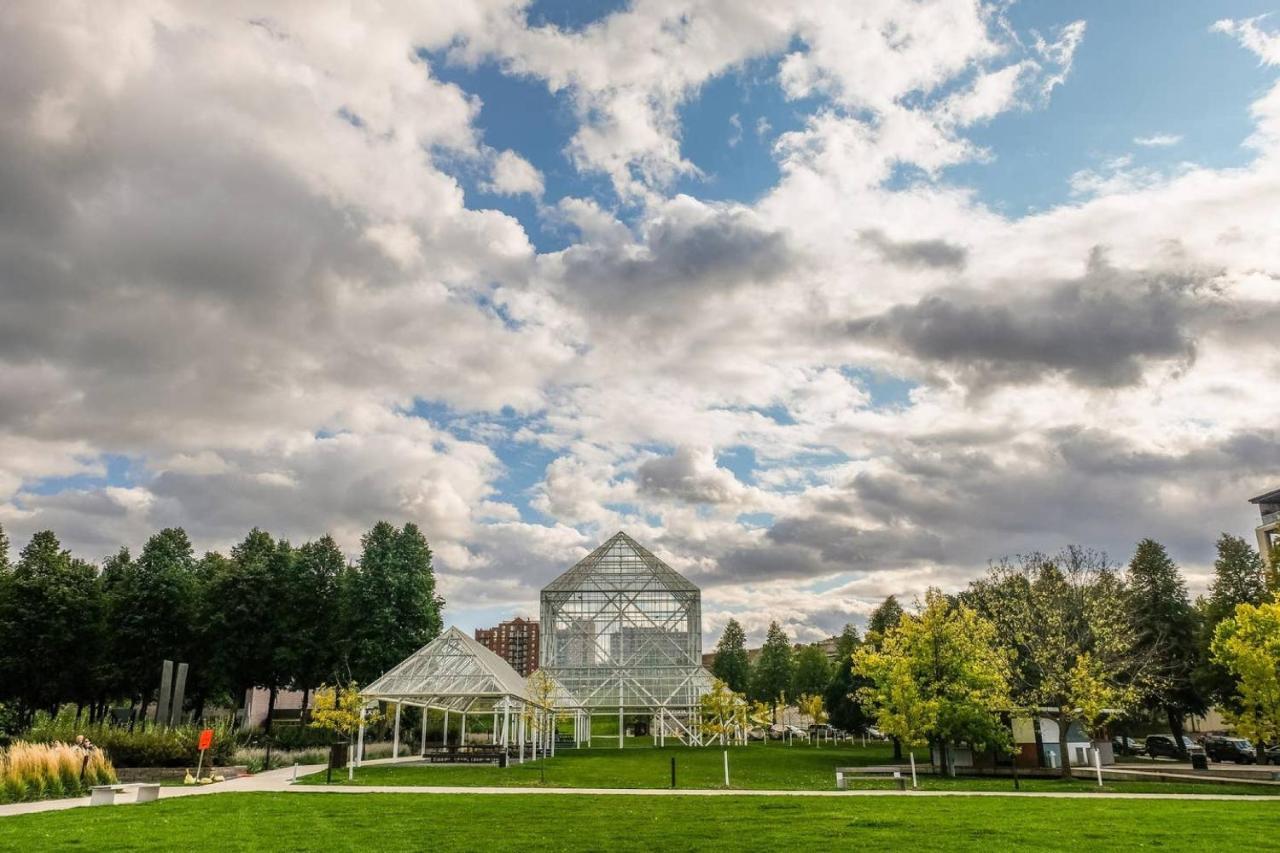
[90, 783, 161, 805]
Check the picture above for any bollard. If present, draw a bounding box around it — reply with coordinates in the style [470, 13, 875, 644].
[671, 757, 676, 789]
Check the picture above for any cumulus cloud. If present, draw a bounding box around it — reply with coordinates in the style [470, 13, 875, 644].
[1134, 133, 1183, 147]
[2, 1, 1279, 640]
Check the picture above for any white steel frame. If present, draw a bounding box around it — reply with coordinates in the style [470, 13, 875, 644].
[540, 532, 711, 746]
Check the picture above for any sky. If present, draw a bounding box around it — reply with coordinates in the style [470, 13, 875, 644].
[1, 1, 1278, 645]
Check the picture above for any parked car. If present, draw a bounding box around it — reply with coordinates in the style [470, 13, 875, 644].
[1145, 734, 1188, 760]
[1264, 744, 1280, 765]
[1111, 736, 1146, 756]
[784, 725, 810, 740]
[866, 726, 885, 740]
[808, 724, 836, 739]
[1202, 735, 1257, 764]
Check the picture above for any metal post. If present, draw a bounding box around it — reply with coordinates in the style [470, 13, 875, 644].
[671, 756, 676, 788]
[393, 702, 402, 758]
[723, 750, 729, 787]
[910, 751, 918, 788]
[356, 706, 367, 768]
[1094, 746, 1103, 787]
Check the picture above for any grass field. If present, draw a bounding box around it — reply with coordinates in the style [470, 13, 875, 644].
[3, 792, 1279, 851]
[296, 743, 1280, 796]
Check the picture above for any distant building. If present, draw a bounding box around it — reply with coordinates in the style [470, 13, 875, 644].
[1250, 487, 1280, 566]
[474, 617, 540, 677]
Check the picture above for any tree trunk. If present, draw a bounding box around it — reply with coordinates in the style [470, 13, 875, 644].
[892, 736, 902, 761]
[1057, 712, 1073, 779]
[1166, 707, 1187, 752]
[265, 686, 278, 733]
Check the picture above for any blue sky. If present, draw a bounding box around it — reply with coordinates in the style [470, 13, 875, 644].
[4, 2, 1278, 643]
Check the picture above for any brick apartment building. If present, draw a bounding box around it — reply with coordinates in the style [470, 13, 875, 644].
[474, 617, 540, 677]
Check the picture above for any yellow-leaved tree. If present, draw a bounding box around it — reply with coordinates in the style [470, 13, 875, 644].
[796, 693, 827, 745]
[1211, 597, 1280, 759]
[310, 682, 381, 778]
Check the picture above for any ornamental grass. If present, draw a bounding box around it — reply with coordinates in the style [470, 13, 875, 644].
[0, 741, 117, 804]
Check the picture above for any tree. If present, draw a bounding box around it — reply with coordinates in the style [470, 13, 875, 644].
[699, 678, 745, 746]
[750, 622, 794, 716]
[1208, 534, 1268, 623]
[792, 644, 832, 698]
[796, 693, 827, 744]
[854, 590, 1012, 774]
[0, 532, 101, 726]
[967, 548, 1148, 777]
[825, 627, 870, 735]
[710, 619, 751, 694]
[310, 681, 382, 778]
[1127, 539, 1205, 748]
[205, 529, 286, 724]
[109, 528, 199, 714]
[344, 522, 443, 684]
[867, 596, 904, 646]
[1211, 599, 1280, 762]
[288, 536, 346, 706]
[833, 624, 860, 660]
[1198, 534, 1270, 709]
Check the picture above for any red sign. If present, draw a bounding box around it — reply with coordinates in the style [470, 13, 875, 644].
[198, 729, 213, 751]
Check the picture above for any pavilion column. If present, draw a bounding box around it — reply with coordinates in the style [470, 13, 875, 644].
[502, 702, 510, 748]
[461, 713, 468, 748]
[392, 702, 401, 759]
[356, 706, 367, 768]
[443, 709, 450, 748]
[420, 706, 427, 755]
[492, 712, 498, 745]
[517, 708, 525, 763]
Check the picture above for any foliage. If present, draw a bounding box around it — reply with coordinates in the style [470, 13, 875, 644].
[1126, 539, 1205, 742]
[854, 590, 1012, 764]
[698, 678, 747, 745]
[866, 596, 904, 646]
[750, 621, 794, 713]
[824, 654, 871, 734]
[791, 644, 832, 698]
[23, 707, 235, 767]
[965, 547, 1147, 775]
[710, 619, 750, 694]
[0, 531, 101, 726]
[833, 624, 860, 660]
[1211, 598, 1280, 751]
[796, 693, 826, 727]
[310, 683, 379, 741]
[1206, 534, 1268, 623]
[0, 740, 117, 804]
[343, 522, 443, 685]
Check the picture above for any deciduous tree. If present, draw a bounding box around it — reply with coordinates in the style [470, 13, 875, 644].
[792, 644, 832, 699]
[1211, 598, 1280, 762]
[854, 589, 1012, 774]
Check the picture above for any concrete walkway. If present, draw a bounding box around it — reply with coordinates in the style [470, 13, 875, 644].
[6, 759, 1280, 819]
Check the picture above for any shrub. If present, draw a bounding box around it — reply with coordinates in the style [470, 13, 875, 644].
[23, 707, 236, 767]
[0, 741, 117, 804]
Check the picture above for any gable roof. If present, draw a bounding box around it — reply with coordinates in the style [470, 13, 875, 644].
[363, 626, 528, 701]
[543, 531, 699, 594]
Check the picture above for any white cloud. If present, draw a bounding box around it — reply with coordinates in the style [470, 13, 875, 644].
[1134, 133, 1183, 147]
[484, 150, 545, 197]
[1213, 15, 1280, 66]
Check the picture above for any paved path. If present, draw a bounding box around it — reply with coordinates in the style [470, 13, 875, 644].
[6, 758, 1280, 818]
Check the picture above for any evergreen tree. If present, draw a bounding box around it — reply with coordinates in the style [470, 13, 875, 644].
[833, 623, 860, 660]
[792, 643, 832, 698]
[110, 528, 199, 711]
[1197, 534, 1270, 710]
[1127, 539, 1205, 748]
[710, 618, 751, 693]
[750, 621, 794, 715]
[824, 627, 870, 734]
[867, 595, 904, 646]
[0, 522, 9, 570]
[1207, 534, 1267, 623]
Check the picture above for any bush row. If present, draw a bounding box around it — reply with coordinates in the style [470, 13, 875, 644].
[0, 741, 117, 804]
[24, 708, 237, 767]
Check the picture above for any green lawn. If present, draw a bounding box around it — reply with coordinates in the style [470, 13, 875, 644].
[298, 743, 1280, 796]
[3, 792, 1278, 851]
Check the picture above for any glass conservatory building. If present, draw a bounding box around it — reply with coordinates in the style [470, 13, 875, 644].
[540, 531, 712, 745]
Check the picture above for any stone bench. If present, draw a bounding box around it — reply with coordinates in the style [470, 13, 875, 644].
[835, 767, 909, 791]
[90, 783, 161, 805]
